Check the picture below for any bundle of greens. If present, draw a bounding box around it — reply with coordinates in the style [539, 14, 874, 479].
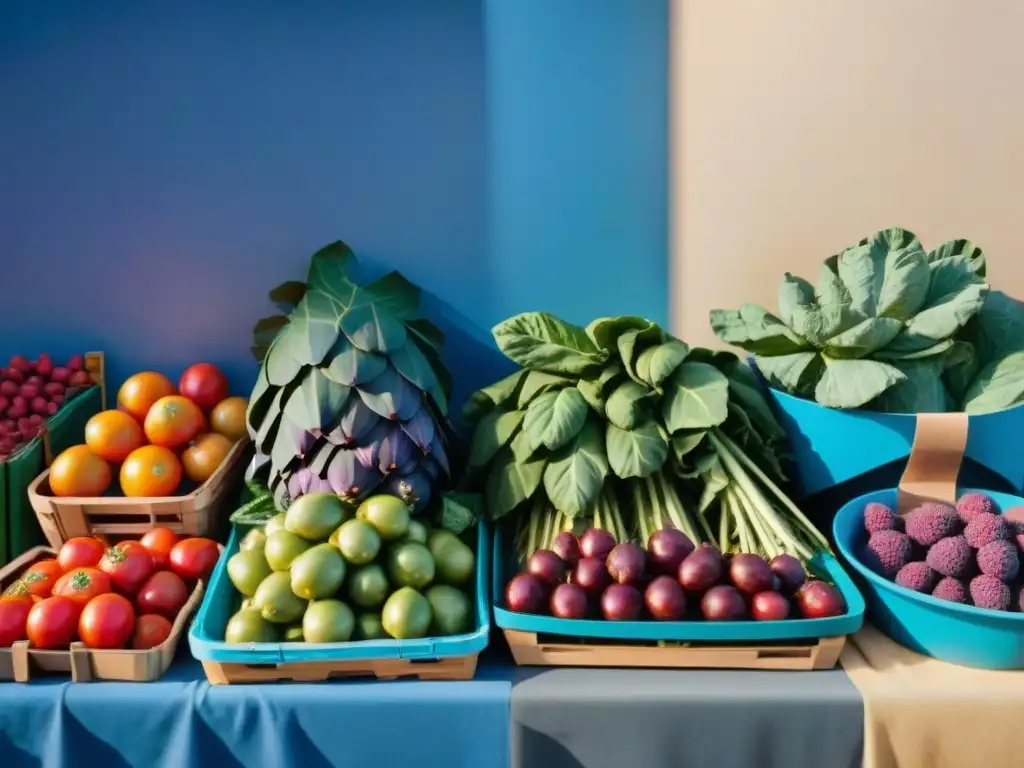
[462, 312, 829, 562]
[711, 227, 1024, 414]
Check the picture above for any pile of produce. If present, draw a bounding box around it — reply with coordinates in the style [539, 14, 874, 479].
[862, 493, 1024, 612]
[506, 525, 847, 622]
[223, 491, 476, 643]
[242, 241, 469, 533]
[45, 362, 247, 499]
[712, 227, 1024, 414]
[462, 311, 829, 565]
[0, 353, 94, 462]
[0, 529, 220, 650]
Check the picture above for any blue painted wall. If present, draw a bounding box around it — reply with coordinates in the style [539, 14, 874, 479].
[0, 0, 668, 409]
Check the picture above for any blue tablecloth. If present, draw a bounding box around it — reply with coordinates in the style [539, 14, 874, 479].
[0, 647, 512, 768]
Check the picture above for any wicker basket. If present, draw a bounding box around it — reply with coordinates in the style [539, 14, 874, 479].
[28, 438, 249, 548]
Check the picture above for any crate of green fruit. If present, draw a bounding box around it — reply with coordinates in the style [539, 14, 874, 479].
[188, 492, 490, 683]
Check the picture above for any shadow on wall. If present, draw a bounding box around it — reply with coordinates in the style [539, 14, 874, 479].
[0, 0, 490, 398]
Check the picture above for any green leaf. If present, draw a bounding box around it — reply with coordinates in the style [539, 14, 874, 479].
[485, 450, 545, 519]
[406, 318, 445, 353]
[837, 228, 926, 319]
[777, 273, 817, 329]
[290, 288, 345, 365]
[364, 271, 421, 320]
[341, 303, 408, 353]
[723, 365, 785, 440]
[870, 359, 948, 413]
[305, 241, 359, 296]
[695, 452, 730, 513]
[961, 290, 1024, 367]
[389, 337, 448, 415]
[605, 379, 653, 430]
[268, 281, 307, 314]
[671, 431, 706, 462]
[928, 239, 986, 277]
[684, 348, 739, 371]
[963, 350, 1024, 414]
[252, 316, 289, 361]
[322, 334, 388, 387]
[585, 316, 651, 351]
[469, 409, 525, 468]
[942, 340, 978, 405]
[510, 426, 540, 463]
[542, 421, 609, 517]
[661, 362, 729, 432]
[823, 317, 903, 359]
[461, 371, 525, 424]
[617, 324, 663, 384]
[264, 324, 305, 386]
[875, 245, 929, 321]
[875, 338, 955, 362]
[523, 388, 589, 451]
[710, 304, 807, 355]
[754, 351, 823, 396]
[253, 388, 285, 451]
[247, 368, 277, 435]
[493, 312, 607, 374]
[641, 340, 689, 388]
[281, 367, 349, 431]
[814, 357, 905, 408]
[517, 371, 575, 408]
[816, 262, 851, 309]
[606, 420, 668, 479]
[575, 363, 624, 417]
[356, 364, 422, 421]
[438, 492, 483, 534]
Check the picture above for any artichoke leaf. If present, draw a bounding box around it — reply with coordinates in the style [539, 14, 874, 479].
[389, 336, 448, 416]
[247, 368, 278, 437]
[322, 334, 387, 386]
[357, 364, 423, 421]
[378, 425, 419, 475]
[399, 407, 437, 452]
[341, 302, 407, 353]
[364, 271, 421, 320]
[282, 367, 350, 432]
[406, 318, 445, 354]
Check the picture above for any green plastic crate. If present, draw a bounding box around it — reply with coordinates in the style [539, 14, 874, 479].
[0, 386, 103, 567]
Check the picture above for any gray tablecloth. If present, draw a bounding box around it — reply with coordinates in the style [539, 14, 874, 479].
[510, 667, 863, 768]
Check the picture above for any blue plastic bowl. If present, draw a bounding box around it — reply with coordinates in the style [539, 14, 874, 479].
[751, 358, 1024, 498]
[833, 488, 1024, 669]
[492, 527, 865, 642]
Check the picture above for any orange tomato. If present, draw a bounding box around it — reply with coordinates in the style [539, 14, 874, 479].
[209, 397, 248, 442]
[117, 372, 176, 422]
[120, 445, 183, 497]
[84, 410, 146, 463]
[140, 527, 179, 569]
[181, 432, 232, 484]
[143, 395, 205, 449]
[52, 567, 112, 608]
[49, 445, 112, 497]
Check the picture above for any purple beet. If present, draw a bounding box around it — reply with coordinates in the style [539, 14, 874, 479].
[769, 554, 806, 594]
[505, 573, 549, 614]
[527, 549, 566, 586]
[700, 585, 747, 621]
[551, 531, 581, 566]
[644, 575, 687, 620]
[579, 528, 617, 561]
[750, 591, 791, 621]
[606, 542, 646, 585]
[795, 580, 847, 619]
[678, 545, 724, 592]
[647, 528, 695, 575]
[549, 583, 589, 619]
[600, 583, 643, 621]
[729, 553, 775, 596]
[571, 557, 613, 594]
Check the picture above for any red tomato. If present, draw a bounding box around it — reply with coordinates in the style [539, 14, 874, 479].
[19, 559, 63, 598]
[78, 593, 135, 649]
[131, 614, 173, 649]
[168, 538, 221, 582]
[99, 544, 154, 595]
[0, 596, 33, 647]
[57, 537, 106, 571]
[52, 567, 112, 608]
[135, 570, 189, 619]
[26, 596, 80, 649]
[178, 363, 229, 412]
[139, 527, 179, 570]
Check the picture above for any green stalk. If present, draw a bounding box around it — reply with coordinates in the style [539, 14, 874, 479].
[726, 486, 754, 554]
[718, 499, 732, 553]
[732, 484, 779, 559]
[657, 474, 702, 543]
[604, 487, 630, 543]
[696, 510, 718, 547]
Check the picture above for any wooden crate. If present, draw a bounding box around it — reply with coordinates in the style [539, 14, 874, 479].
[0, 546, 207, 682]
[200, 652, 480, 685]
[28, 438, 249, 548]
[502, 629, 846, 671]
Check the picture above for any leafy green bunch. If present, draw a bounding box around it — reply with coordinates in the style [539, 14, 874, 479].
[712, 227, 1024, 414]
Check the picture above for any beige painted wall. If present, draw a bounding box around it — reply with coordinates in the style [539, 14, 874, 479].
[670, 1, 1024, 348]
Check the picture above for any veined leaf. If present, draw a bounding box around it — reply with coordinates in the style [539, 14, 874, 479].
[282, 367, 350, 432]
[341, 302, 408, 353]
[585, 316, 651, 351]
[329, 397, 380, 444]
[517, 371, 574, 408]
[605, 379, 653, 430]
[777, 273, 817, 329]
[270, 413, 310, 479]
[510, 427, 539, 463]
[268, 281, 307, 314]
[641, 340, 689, 388]
[252, 315, 289, 361]
[493, 312, 607, 375]
[406, 318, 445, 353]
[661, 362, 729, 432]
[823, 317, 903, 359]
[695, 452, 730, 513]
[290, 288, 345, 366]
[357, 364, 422, 421]
[305, 241, 359, 297]
[264, 324, 305, 385]
[389, 336, 448, 415]
[617, 324, 663, 384]
[523, 388, 589, 451]
[469, 409, 525, 468]
[723, 364, 785, 440]
[364, 271, 420, 320]
[871, 359, 948, 414]
[837, 228, 926, 319]
[815, 357, 905, 409]
[754, 351, 823, 396]
[322, 334, 387, 386]
[606, 420, 668, 479]
[542, 421, 609, 517]
[485, 450, 545, 519]
[247, 368, 278, 437]
[960, 290, 1024, 368]
[461, 371, 525, 424]
[439, 492, 483, 534]
[928, 238, 986, 277]
[816, 262, 850, 309]
[963, 350, 1024, 414]
[886, 260, 988, 354]
[710, 304, 807, 355]
[671, 431, 706, 462]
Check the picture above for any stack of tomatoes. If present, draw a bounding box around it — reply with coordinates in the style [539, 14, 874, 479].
[46, 362, 249, 500]
[0, 529, 220, 652]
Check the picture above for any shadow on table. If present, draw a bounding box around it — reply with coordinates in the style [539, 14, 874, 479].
[515, 725, 587, 768]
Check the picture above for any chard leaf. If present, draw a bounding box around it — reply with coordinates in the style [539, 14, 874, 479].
[493, 312, 607, 374]
[823, 317, 903, 359]
[268, 281, 307, 314]
[671, 431, 706, 462]
[928, 239, 986, 277]
[641, 340, 689, 388]
[282, 367, 349, 432]
[542, 421, 609, 517]
[585, 316, 651, 351]
[461, 371, 525, 424]
[468, 409, 524, 468]
[517, 371, 574, 408]
[696, 452, 730, 513]
[606, 420, 668, 479]
[814, 357, 905, 409]
[363, 271, 420, 320]
[485, 450, 545, 519]
[754, 351, 823, 396]
[870, 359, 948, 414]
[661, 362, 729, 432]
[605, 379, 653, 430]
[963, 350, 1024, 414]
[322, 335, 387, 387]
[357, 364, 422, 421]
[617, 323, 663, 384]
[886, 260, 987, 354]
[523, 388, 589, 451]
[710, 304, 807, 355]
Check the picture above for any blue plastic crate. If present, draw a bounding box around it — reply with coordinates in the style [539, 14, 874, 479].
[491, 527, 865, 642]
[189, 521, 490, 666]
[834, 487, 1024, 669]
[753, 358, 1024, 498]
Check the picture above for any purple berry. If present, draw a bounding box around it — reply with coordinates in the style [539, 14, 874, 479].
[894, 561, 937, 593]
[969, 574, 1012, 611]
[931, 577, 967, 604]
[863, 502, 898, 534]
[904, 503, 959, 547]
[864, 530, 913, 579]
[976, 539, 1019, 582]
[925, 536, 973, 579]
[963, 512, 1011, 549]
